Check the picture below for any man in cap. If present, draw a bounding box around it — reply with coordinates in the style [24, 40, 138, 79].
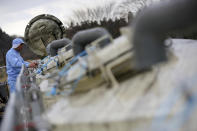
[6, 38, 38, 93]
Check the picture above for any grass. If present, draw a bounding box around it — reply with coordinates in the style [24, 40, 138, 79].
[0, 68, 7, 83]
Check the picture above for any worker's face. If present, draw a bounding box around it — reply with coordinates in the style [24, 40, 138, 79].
[15, 44, 23, 51]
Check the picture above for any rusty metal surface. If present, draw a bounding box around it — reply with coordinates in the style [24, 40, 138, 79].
[25, 14, 66, 57]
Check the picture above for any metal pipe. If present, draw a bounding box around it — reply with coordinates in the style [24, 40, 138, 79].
[46, 38, 71, 56]
[72, 27, 111, 56]
[132, 0, 197, 69]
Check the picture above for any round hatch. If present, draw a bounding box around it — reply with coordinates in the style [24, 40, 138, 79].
[24, 14, 66, 57]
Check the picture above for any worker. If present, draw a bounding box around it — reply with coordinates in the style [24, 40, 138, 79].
[6, 38, 37, 93]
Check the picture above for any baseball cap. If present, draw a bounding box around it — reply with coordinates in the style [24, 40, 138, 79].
[12, 38, 25, 48]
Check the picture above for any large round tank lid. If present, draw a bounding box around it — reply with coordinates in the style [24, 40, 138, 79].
[24, 14, 66, 57]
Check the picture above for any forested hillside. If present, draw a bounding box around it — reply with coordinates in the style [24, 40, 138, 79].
[0, 28, 39, 66]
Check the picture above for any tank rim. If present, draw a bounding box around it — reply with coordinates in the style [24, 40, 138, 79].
[24, 14, 66, 43]
[24, 14, 66, 56]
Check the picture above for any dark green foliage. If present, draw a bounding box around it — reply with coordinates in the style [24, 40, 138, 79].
[65, 18, 129, 39]
[64, 1, 133, 39]
[0, 28, 13, 66]
[0, 28, 39, 66]
[64, 0, 197, 40]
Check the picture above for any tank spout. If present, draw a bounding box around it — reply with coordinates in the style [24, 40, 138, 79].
[132, 0, 197, 69]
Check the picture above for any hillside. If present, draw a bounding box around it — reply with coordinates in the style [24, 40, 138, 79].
[0, 28, 39, 82]
[0, 28, 39, 66]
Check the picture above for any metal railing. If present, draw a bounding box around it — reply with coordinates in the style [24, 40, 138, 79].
[0, 66, 6, 69]
[0, 65, 51, 131]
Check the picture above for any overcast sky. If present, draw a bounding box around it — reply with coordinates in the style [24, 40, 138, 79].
[0, 0, 116, 36]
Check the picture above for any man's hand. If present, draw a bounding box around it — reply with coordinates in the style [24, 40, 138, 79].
[29, 62, 38, 68]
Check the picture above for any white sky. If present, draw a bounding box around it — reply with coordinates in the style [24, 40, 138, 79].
[0, 0, 116, 36]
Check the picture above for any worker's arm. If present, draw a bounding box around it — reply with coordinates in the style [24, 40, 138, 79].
[28, 62, 38, 68]
[24, 61, 30, 67]
[7, 54, 29, 68]
[25, 60, 38, 68]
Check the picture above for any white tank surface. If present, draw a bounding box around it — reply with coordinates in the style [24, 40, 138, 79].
[39, 39, 197, 131]
[2, 0, 197, 131]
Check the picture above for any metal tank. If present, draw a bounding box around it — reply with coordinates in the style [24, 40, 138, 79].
[2, 0, 197, 131]
[24, 14, 66, 57]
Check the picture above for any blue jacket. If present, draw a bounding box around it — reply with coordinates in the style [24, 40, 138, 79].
[6, 48, 29, 83]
